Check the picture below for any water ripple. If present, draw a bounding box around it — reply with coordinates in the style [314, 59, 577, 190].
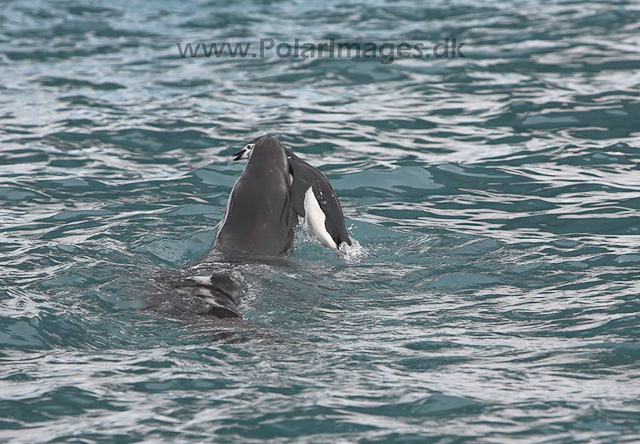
[2, 0, 640, 441]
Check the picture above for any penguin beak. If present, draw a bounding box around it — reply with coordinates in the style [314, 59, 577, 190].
[232, 149, 246, 161]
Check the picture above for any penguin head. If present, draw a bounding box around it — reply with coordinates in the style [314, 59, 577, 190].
[232, 135, 287, 163]
[232, 141, 255, 161]
[232, 136, 267, 161]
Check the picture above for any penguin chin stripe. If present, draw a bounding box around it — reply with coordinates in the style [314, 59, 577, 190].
[303, 186, 338, 249]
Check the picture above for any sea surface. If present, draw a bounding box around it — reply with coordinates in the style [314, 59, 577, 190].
[2, 0, 640, 442]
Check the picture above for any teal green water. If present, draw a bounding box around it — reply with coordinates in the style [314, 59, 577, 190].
[2, 0, 640, 442]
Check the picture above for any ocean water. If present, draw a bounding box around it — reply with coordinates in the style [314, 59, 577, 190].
[2, 0, 640, 442]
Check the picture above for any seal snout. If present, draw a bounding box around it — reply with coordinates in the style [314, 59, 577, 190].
[252, 134, 283, 154]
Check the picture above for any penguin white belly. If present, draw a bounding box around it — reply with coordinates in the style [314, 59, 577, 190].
[304, 186, 337, 249]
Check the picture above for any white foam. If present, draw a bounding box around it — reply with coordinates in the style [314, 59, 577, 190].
[295, 216, 367, 261]
[339, 238, 368, 263]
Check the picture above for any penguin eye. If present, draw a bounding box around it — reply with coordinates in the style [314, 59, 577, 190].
[244, 143, 254, 158]
[232, 143, 255, 161]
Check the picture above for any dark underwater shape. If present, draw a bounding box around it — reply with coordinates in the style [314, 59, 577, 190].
[176, 272, 243, 319]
